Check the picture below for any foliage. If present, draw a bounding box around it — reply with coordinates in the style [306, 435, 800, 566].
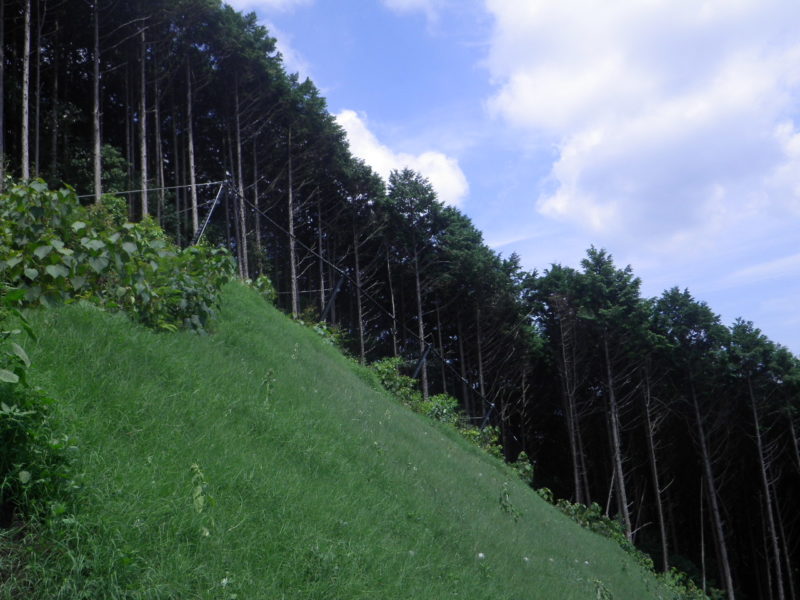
[1, 282, 675, 599]
[371, 357, 423, 409]
[251, 274, 277, 306]
[535, 492, 714, 600]
[0, 286, 73, 524]
[0, 181, 234, 333]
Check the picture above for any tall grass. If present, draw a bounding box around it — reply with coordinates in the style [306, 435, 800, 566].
[3, 283, 672, 599]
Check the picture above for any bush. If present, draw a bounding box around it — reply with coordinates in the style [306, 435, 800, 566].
[0, 180, 234, 333]
[0, 286, 72, 524]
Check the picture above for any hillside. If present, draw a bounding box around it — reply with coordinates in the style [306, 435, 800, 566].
[8, 282, 671, 599]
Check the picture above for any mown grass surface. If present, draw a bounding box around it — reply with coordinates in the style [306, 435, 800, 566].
[4, 283, 672, 599]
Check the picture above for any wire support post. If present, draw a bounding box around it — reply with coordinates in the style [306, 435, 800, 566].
[191, 181, 228, 246]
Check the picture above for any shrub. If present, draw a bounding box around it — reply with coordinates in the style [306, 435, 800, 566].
[0, 286, 72, 524]
[0, 180, 234, 333]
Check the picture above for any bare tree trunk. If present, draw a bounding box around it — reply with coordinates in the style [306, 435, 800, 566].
[287, 128, 298, 317]
[457, 318, 470, 416]
[691, 385, 736, 600]
[48, 19, 58, 182]
[0, 0, 5, 188]
[353, 224, 365, 365]
[774, 487, 797, 600]
[139, 27, 148, 217]
[317, 197, 325, 315]
[33, 0, 42, 177]
[787, 411, 800, 475]
[749, 378, 785, 600]
[252, 140, 261, 275]
[476, 307, 485, 413]
[186, 64, 198, 233]
[642, 373, 669, 571]
[555, 310, 584, 504]
[387, 254, 398, 357]
[414, 245, 428, 401]
[21, 0, 31, 180]
[153, 72, 165, 223]
[93, 0, 102, 202]
[234, 84, 248, 278]
[700, 481, 706, 595]
[602, 336, 632, 540]
[436, 304, 446, 395]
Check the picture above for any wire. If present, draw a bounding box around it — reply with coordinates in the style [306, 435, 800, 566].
[235, 188, 501, 422]
[77, 180, 225, 199]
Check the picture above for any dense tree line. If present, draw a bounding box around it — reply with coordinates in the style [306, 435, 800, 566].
[1, 1, 798, 597]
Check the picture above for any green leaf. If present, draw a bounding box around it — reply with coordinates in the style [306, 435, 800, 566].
[71, 221, 87, 232]
[71, 276, 87, 290]
[51, 238, 65, 251]
[33, 245, 53, 259]
[18, 470, 31, 484]
[10, 343, 30, 367]
[89, 256, 109, 273]
[0, 369, 20, 383]
[82, 238, 106, 252]
[4, 256, 23, 269]
[121, 241, 138, 255]
[24, 267, 39, 280]
[3, 288, 25, 303]
[45, 264, 70, 279]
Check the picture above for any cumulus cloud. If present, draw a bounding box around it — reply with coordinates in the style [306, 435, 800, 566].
[336, 109, 469, 207]
[485, 0, 800, 247]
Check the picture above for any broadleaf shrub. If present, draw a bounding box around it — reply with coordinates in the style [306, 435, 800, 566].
[0, 180, 234, 332]
[0, 285, 73, 524]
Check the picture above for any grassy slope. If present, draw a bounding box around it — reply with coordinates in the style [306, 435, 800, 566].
[20, 283, 669, 599]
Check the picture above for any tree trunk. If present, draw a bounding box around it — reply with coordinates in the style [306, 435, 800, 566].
[691, 384, 736, 600]
[234, 83, 248, 279]
[386, 253, 398, 357]
[476, 307, 485, 414]
[774, 485, 797, 600]
[414, 245, 428, 401]
[555, 311, 584, 504]
[353, 224, 365, 365]
[642, 373, 669, 571]
[21, 0, 31, 180]
[139, 27, 148, 217]
[33, 0, 42, 177]
[787, 411, 800, 475]
[457, 318, 471, 416]
[602, 335, 632, 540]
[0, 0, 5, 188]
[154, 71, 165, 223]
[749, 377, 785, 600]
[92, 1, 102, 202]
[317, 197, 325, 315]
[48, 19, 58, 182]
[252, 139, 261, 275]
[436, 304, 446, 395]
[287, 128, 298, 317]
[186, 64, 198, 233]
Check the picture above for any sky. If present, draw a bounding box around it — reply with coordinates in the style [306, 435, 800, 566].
[224, 0, 800, 355]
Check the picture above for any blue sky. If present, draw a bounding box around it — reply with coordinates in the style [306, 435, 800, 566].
[226, 0, 800, 355]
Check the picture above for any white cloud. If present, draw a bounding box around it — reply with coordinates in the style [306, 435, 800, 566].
[484, 0, 800, 248]
[336, 110, 469, 207]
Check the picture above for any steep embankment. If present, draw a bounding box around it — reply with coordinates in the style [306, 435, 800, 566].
[22, 283, 667, 599]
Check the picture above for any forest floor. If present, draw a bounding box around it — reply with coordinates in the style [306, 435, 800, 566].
[2, 282, 671, 599]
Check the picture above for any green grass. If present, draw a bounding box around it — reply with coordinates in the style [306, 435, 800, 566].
[4, 283, 672, 599]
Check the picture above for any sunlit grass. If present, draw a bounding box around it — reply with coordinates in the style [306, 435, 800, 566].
[3, 283, 671, 599]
